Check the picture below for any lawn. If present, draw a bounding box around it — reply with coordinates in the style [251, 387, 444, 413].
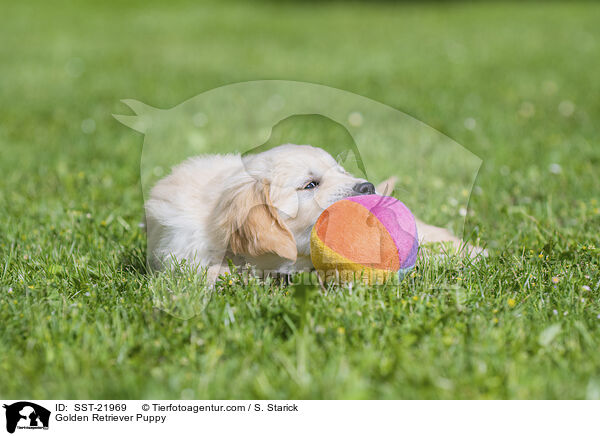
[1, 0, 599, 399]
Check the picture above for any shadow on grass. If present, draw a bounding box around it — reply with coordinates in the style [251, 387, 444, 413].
[120, 246, 149, 276]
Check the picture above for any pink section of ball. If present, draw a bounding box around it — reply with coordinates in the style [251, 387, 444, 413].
[346, 195, 418, 269]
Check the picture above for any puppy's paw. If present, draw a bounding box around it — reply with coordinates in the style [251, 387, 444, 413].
[375, 176, 398, 196]
[419, 240, 488, 263]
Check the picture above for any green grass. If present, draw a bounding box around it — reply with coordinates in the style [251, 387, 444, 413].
[1, 0, 600, 399]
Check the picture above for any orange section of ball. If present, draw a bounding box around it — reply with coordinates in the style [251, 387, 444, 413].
[314, 199, 400, 270]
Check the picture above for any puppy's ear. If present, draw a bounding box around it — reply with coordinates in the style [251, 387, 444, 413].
[220, 180, 297, 262]
[268, 184, 298, 218]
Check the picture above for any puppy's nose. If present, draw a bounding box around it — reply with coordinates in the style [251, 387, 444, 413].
[353, 182, 375, 195]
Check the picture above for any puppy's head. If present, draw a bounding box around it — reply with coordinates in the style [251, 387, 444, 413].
[219, 144, 373, 261]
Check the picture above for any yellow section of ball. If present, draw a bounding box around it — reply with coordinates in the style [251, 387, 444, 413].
[310, 226, 396, 285]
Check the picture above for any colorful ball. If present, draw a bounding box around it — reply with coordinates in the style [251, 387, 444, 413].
[310, 194, 419, 284]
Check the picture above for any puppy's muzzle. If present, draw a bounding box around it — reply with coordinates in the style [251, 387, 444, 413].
[352, 182, 375, 195]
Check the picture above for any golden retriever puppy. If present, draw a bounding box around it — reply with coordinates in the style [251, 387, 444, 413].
[145, 144, 477, 281]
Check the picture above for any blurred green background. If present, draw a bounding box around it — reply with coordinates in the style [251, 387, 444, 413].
[0, 0, 599, 399]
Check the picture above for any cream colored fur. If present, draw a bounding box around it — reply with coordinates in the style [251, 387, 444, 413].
[146, 144, 482, 281]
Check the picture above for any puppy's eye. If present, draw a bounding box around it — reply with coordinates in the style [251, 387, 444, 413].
[302, 181, 320, 190]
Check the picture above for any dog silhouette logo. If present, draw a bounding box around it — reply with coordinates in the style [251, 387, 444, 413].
[3, 402, 50, 434]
